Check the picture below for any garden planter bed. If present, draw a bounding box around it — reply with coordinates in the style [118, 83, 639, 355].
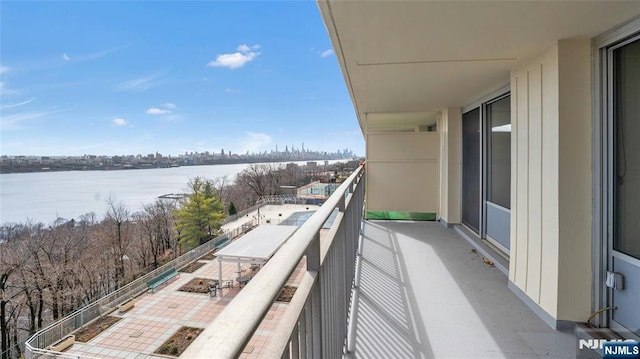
[179, 261, 206, 273]
[75, 316, 122, 342]
[200, 250, 217, 261]
[154, 326, 203, 357]
[178, 278, 218, 294]
[276, 286, 297, 303]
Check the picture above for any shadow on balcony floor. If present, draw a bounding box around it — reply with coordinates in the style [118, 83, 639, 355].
[347, 220, 575, 359]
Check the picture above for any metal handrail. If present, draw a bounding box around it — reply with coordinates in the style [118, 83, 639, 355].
[181, 166, 364, 358]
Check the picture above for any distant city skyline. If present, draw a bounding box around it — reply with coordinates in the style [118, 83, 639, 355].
[1, 143, 356, 158]
[0, 1, 364, 157]
[0, 145, 356, 174]
[0, 142, 357, 158]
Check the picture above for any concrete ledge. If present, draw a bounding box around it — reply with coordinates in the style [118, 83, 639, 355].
[118, 298, 135, 312]
[508, 281, 576, 331]
[453, 225, 509, 275]
[438, 218, 455, 228]
[50, 334, 75, 352]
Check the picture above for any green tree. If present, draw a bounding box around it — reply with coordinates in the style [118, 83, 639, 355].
[174, 177, 226, 248]
[228, 201, 238, 216]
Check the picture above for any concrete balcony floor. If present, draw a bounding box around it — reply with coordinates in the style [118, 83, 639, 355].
[347, 220, 576, 359]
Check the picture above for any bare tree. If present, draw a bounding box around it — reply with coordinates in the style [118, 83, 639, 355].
[0, 237, 21, 359]
[101, 197, 132, 288]
[234, 164, 283, 204]
[210, 175, 231, 204]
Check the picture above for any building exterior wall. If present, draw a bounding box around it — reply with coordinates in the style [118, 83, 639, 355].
[556, 39, 592, 323]
[438, 108, 462, 225]
[366, 132, 439, 214]
[509, 39, 592, 324]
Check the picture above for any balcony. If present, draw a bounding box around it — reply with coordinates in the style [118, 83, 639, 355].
[347, 220, 576, 358]
[182, 166, 576, 358]
[24, 166, 577, 358]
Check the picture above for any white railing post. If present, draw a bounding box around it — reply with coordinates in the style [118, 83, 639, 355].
[290, 323, 299, 359]
[304, 301, 312, 358]
[298, 308, 308, 358]
[305, 233, 322, 359]
[306, 233, 320, 272]
[310, 283, 322, 359]
[339, 190, 346, 212]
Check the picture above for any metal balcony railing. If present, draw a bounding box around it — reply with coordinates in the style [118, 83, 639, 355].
[182, 166, 365, 358]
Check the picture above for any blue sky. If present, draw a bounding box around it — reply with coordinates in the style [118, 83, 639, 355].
[0, 1, 363, 157]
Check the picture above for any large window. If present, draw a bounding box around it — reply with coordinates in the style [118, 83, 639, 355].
[486, 96, 511, 209]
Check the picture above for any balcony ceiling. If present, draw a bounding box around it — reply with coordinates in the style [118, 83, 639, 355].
[318, 0, 640, 133]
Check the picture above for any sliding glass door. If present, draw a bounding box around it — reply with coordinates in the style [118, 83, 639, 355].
[462, 108, 481, 233]
[485, 95, 511, 251]
[609, 35, 640, 335]
[462, 95, 511, 253]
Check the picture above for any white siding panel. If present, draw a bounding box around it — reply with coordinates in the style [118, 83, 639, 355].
[368, 132, 438, 161]
[367, 161, 439, 213]
[438, 108, 462, 224]
[509, 77, 519, 283]
[556, 39, 592, 322]
[539, 55, 560, 317]
[514, 72, 530, 287]
[439, 113, 449, 219]
[510, 40, 591, 322]
[366, 132, 440, 214]
[527, 65, 543, 302]
[511, 44, 561, 319]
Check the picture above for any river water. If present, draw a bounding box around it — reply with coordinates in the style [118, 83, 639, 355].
[0, 160, 341, 225]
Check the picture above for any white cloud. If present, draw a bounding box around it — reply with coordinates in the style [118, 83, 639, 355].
[224, 88, 240, 94]
[321, 49, 335, 58]
[207, 44, 261, 69]
[0, 66, 9, 75]
[61, 47, 124, 64]
[208, 52, 258, 69]
[237, 44, 251, 53]
[237, 44, 261, 53]
[115, 73, 163, 92]
[146, 102, 176, 115]
[238, 132, 272, 153]
[146, 107, 171, 115]
[0, 111, 47, 131]
[1, 97, 35, 109]
[0, 82, 17, 96]
[113, 117, 129, 126]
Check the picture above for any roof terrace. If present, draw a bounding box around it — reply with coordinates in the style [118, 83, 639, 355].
[24, 203, 325, 359]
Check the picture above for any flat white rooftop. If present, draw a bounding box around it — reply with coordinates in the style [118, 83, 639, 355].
[216, 225, 298, 262]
